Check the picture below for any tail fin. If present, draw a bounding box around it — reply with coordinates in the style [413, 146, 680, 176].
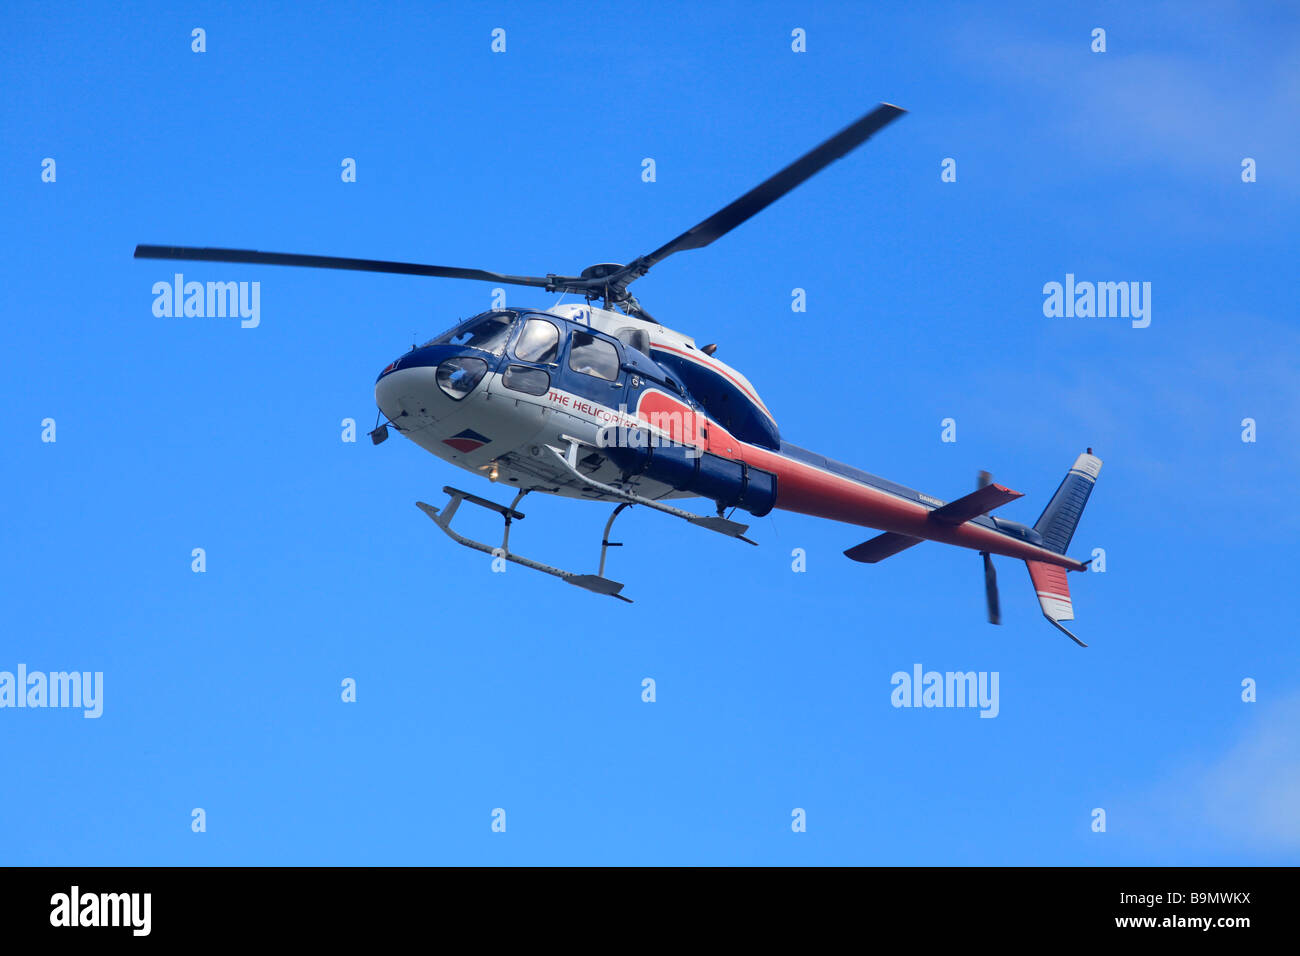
[1034, 450, 1102, 553]
[1026, 450, 1103, 647]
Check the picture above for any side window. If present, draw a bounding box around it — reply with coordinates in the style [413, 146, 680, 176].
[616, 327, 650, 354]
[568, 331, 620, 382]
[502, 365, 550, 396]
[514, 319, 560, 364]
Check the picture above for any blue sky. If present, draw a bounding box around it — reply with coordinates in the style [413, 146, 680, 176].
[2, 1, 1298, 865]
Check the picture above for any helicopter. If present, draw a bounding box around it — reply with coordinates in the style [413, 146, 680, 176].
[135, 103, 1102, 645]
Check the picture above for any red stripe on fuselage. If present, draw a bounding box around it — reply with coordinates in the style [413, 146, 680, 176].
[649, 343, 774, 418]
[630, 392, 1082, 570]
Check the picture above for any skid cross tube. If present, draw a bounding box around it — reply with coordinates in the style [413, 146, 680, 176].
[416, 487, 632, 602]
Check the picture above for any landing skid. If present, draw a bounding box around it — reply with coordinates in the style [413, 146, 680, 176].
[416, 444, 759, 601]
[416, 487, 632, 602]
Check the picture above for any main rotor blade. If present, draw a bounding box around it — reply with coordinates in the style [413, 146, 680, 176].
[136, 102, 906, 314]
[133, 245, 559, 289]
[628, 102, 906, 277]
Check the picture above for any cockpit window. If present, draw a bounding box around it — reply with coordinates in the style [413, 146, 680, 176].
[514, 318, 561, 364]
[568, 331, 620, 382]
[424, 311, 516, 355]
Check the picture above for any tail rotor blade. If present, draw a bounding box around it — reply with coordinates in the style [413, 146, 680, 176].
[982, 551, 1001, 625]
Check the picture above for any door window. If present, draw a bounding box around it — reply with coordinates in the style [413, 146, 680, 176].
[514, 318, 561, 364]
[502, 364, 550, 396]
[568, 331, 620, 382]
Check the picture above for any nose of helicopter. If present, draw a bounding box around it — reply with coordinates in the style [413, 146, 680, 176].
[374, 345, 491, 429]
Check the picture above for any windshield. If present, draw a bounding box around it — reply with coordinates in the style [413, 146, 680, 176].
[424, 310, 517, 355]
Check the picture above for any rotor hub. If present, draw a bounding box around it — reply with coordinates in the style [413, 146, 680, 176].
[579, 263, 626, 280]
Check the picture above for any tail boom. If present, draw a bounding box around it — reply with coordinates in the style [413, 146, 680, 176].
[744, 443, 1087, 568]
[745, 441, 1103, 642]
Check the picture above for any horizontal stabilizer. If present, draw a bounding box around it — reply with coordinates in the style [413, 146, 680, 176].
[844, 531, 924, 563]
[928, 482, 1022, 526]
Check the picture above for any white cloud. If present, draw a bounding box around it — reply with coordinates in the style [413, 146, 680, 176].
[1136, 692, 1300, 856]
[1195, 694, 1300, 848]
[954, 12, 1300, 189]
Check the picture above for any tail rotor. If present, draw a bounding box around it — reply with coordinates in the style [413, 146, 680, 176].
[976, 470, 1001, 625]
